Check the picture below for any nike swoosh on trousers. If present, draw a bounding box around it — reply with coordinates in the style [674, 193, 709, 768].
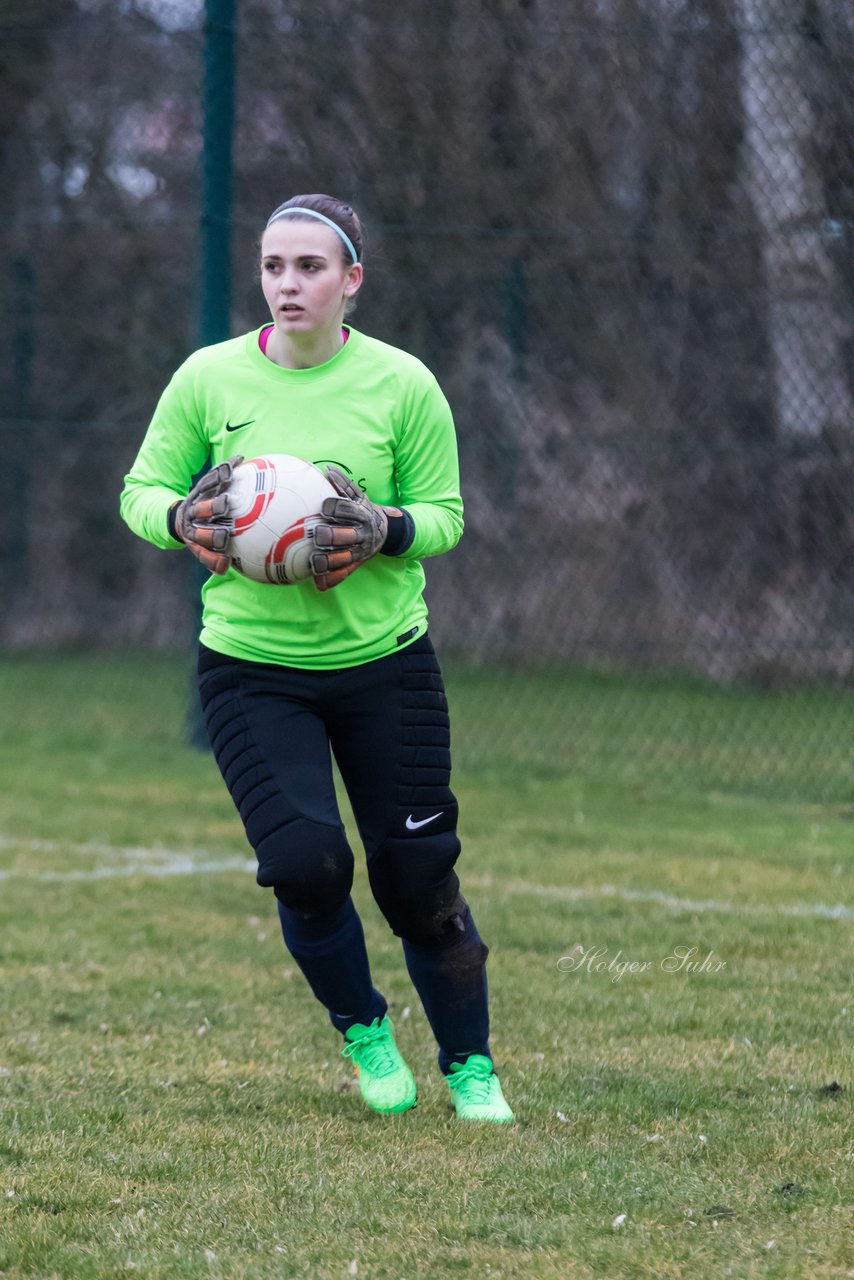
[405, 813, 443, 830]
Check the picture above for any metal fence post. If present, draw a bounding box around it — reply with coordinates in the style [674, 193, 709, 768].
[7, 256, 35, 591]
[188, 0, 236, 748]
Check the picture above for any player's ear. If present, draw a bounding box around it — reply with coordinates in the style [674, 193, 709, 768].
[343, 262, 363, 298]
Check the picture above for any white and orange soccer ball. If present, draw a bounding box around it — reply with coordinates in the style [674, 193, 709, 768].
[226, 454, 336, 584]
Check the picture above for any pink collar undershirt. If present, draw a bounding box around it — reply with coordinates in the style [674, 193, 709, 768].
[259, 325, 348, 356]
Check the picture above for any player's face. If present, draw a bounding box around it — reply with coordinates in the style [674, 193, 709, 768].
[260, 221, 362, 337]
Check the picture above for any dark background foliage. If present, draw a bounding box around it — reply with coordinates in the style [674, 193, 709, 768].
[1, 0, 853, 683]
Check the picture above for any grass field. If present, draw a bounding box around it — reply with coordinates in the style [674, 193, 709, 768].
[0, 654, 851, 1280]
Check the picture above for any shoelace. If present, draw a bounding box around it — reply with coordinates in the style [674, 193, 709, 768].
[342, 1023, 399, 1078]
[448, 1062, 495, 1103]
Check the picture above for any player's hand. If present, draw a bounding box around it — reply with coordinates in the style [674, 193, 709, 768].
[310, 466, 399, 591]
[172, 455, 243, 575]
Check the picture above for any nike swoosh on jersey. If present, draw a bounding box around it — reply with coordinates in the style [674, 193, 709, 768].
[225, 419, 255, 432]
[405, 812, 443, 830]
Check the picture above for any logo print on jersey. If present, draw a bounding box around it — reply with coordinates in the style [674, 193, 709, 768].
[312, 458, 368, 492]
[226, 419, 255, 432]
[405, 812, 443, 831]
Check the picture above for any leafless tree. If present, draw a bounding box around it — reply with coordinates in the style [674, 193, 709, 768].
[736, 0, 853, 436]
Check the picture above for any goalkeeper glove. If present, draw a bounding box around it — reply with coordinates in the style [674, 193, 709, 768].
[310, 466, 414, 591]
[170, 455, 243, 575]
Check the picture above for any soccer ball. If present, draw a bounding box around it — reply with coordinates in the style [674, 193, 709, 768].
[226, 454, 336, 584]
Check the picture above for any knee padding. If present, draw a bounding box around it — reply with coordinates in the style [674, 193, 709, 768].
[405, 895, 491, 965]
[254, 817, 354, 915]
[368, 827, 463, 942]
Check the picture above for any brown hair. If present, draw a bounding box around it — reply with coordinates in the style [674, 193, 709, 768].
[264, 194, 365, 266]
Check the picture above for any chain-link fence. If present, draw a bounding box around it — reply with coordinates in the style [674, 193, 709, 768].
[1, 0, 853, 796]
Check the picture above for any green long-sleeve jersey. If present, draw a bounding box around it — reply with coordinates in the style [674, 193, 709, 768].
[120, 326, 464, 668]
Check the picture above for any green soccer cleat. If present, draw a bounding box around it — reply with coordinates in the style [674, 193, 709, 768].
[341, 1015, 417, 1115]
[445, 1054, 515, 1123]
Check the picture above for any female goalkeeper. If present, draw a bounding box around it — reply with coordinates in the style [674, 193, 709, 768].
[120, 193, 513, 1123]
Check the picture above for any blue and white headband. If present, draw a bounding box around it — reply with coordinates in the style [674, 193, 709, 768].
[265, 206, 360, 264]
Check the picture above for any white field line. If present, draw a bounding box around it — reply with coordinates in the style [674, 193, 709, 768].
[0, 834, 234, 862]
[0, 834, 255, 881]
[468, 876, 854, 922]
[0, 858, 256, 881]
[0, 833, 851, 921]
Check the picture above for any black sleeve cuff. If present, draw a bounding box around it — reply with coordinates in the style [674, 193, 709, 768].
[167, 503, 183, 543]
[382, 509, 416, 557]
